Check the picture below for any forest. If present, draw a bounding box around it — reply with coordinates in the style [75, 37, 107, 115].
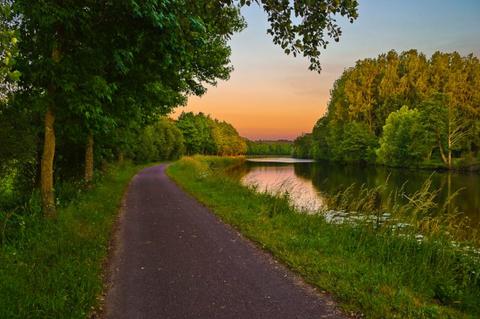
[293, 50, 480, 169]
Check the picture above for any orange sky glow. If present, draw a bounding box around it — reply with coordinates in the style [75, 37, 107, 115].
[172, 1, 480, 141]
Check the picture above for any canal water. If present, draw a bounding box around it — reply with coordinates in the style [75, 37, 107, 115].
[235, 158, 480, 226]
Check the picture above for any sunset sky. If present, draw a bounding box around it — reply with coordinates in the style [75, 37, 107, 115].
[172, 0, 480, 140]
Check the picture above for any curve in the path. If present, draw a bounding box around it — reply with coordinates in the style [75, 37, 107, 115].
[105, 164, 347, 319]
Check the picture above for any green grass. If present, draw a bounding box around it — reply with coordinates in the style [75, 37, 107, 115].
[0, 162, 146, 319]
[167, 156, 480, 319]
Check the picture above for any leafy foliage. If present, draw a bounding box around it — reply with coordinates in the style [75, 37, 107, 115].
[298, 50, 480, 168]
[292, 133, 313, 158]
[237, 0, 359, 71]
[0, 0, 19, 103]
[176, 112, 246, 156]
[377, 106, 430, 166]
[133, 117, 185, 163]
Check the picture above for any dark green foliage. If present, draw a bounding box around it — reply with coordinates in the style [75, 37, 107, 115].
[133, 117, 185, 163]
[246, 140, 292, 155]
[337, 121, 378, 162]
[176, 112, 246, 156]
[377, 106, 431, 166]
[300, 50, 480, 168]
[176, 112, 217, 155]
[292, 133, 313, 158]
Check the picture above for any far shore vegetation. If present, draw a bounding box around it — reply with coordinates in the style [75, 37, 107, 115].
[292, 50, 480, 171]
[246, 140, 293, 156]
[168, 156, 480, 319]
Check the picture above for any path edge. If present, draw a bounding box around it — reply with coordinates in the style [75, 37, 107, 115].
[89, 166, 144, 319]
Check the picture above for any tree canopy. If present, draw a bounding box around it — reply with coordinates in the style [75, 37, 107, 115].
[295, 50, 480, 168]
[176, 112, 247, 156]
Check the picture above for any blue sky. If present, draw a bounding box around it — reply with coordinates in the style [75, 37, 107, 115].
[175, 0, 480, 140]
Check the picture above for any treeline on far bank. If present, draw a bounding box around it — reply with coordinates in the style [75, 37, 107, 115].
[136, 113, 296, 161]
[293, 50, 480, 170]
[246, 140, 293, 155]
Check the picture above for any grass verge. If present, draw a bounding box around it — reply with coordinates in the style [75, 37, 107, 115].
[0, 162, 145, 319]
[167, 156, 480, 319]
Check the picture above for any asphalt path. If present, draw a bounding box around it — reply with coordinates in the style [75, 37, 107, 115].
[104, 164, 347, 319]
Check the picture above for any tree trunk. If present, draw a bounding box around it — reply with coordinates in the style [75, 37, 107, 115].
[40, 106, 56, 218]
[437, 131, 448, 166]
[85, 132, 94, 185]
[447, 172, 452, 214]
[40, 41, 61, 217]
[426, 148, 433, 161]
[448, 149, 452, 169]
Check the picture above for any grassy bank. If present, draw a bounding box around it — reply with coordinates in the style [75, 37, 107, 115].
[167, 156, 480, 319]
[0, 162, 145, 319]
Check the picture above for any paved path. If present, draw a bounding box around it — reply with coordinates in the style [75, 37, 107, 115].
[105, 164, 346, 319]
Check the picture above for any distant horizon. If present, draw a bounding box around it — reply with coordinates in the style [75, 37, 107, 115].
[172, 0, 480, 140]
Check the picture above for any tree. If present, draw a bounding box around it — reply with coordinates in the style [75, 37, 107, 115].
[240, 0, 359, 72]
[292, 133, 313, 158]
[246, 140, 292, 155]
[377, 106, 431, 167]
[344, 58, 379, 133]
[311, 117, 331, 160]
[134, 117, 185, 163]
[339, 121, 377, 162]
[176, 112, 246, 156]
[211, 120, 247, 155]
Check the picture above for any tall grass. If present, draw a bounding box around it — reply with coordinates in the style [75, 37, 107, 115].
[168, 156, 480, 319]
[321, 176, 479, 251]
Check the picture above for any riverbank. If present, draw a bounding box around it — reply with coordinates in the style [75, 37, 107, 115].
[0, 162, 146, 319]
[291, 156, 480, 173]
[167, 156, 480, 319]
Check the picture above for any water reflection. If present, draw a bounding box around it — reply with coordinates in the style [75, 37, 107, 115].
[241, 165, 323, 212]
[236, 159, 480, 226]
